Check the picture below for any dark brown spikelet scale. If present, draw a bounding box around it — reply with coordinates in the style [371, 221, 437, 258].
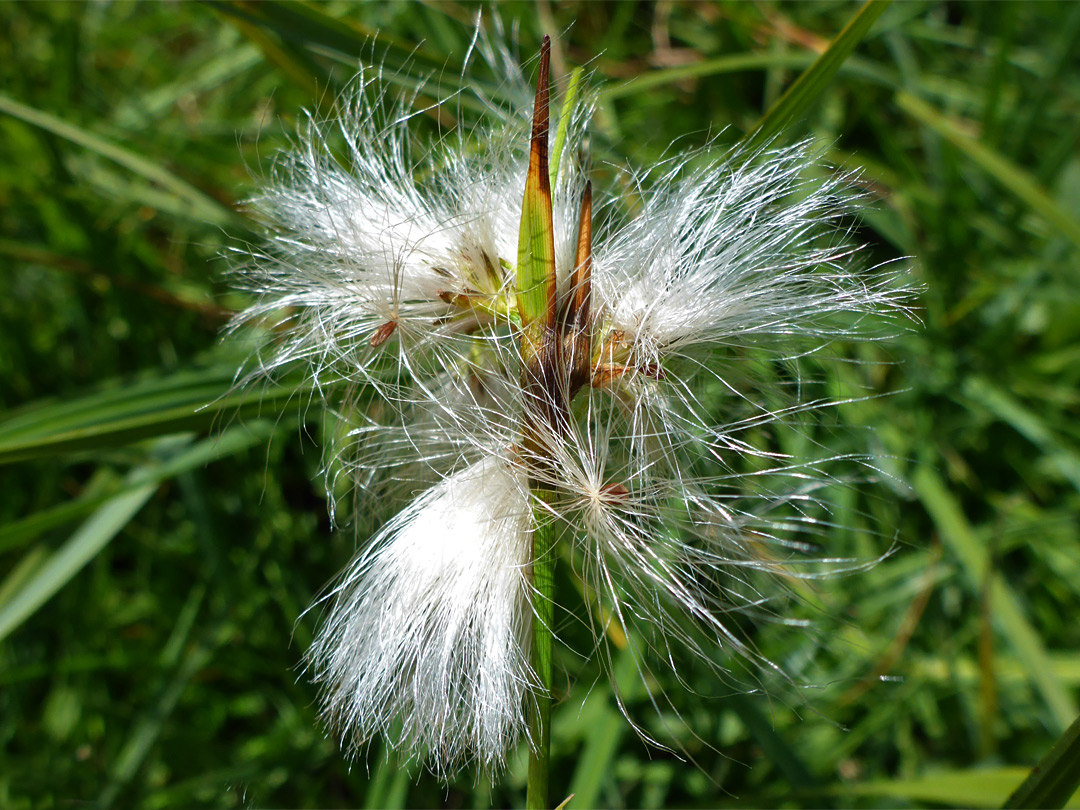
[562, 180, 594, 397]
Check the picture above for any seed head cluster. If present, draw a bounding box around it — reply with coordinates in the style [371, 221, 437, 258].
[230, 28, 912, 776]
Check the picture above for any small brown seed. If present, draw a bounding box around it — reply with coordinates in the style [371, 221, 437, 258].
[369, 320, 398, 347]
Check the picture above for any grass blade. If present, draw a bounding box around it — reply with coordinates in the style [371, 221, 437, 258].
[0, 473, 121, 554]
[213, 1, 505, 114]
[0, 421, 278, 552]
[840, 768, 1062, 808]
[912, 465, 1077, 733]
[217, 0, 448, 73]
[896, 91, 1080, 248]
[97, 585, 211, 808]
[600, 52, 893, 102]
[729, 695, 820, 794]
[962, 377, 1080, 493]
[0, 365, 306, 464]
[1005, 710, 1080, 809]
[740, 0, 891, 154]
[0, 93, 235, 227]
[567, 649, 639, 808]
[363, 750, 412, 810]
[227, 14, 330, 110]
[0, 483, 157, 644]
[0, 425, 272, 643]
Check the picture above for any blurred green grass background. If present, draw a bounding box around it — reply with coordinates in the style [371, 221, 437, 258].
[2, 1, 1079, 807]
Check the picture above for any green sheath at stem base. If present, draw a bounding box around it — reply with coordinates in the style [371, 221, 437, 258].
[526, 488, 557, 810]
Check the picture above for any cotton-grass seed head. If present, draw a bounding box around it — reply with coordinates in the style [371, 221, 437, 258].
[228, 27, 915, 777]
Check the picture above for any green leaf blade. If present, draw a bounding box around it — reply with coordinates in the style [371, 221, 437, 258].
[740, 0, 892, 154]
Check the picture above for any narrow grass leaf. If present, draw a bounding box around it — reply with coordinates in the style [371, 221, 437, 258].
[0, 426, 273, 643]
[0, 366, 246, 442]
[97, 644, 215, 808]
[0, 483, 157, 644]
[839, 768, 1067, 809]
[911, 653, 1080, 688]
[739, 0, 892, 154]
[0, 547, 50, 611]
[363, 750, 411, 810]
[601, 52, 893, 103]
[97, 585, 211, 808]
[213, 1, 503, 114]
[228, 14, 331, 112]
[896, 91, 1080, 248]
[568, 649, 639, 808]
[729, 695, 819, 793]
[0, 366, 304, 464]
[0, 472, 121, 554]
[0, 421, 277, 552]
[110, 44, 262, 131]
[1005, 710, 1080, 809]
[912, 465, 1077, 732]
[218, 0, 447, 73]
[0, 93, 235, 227]
[961, 377, 1080, 493]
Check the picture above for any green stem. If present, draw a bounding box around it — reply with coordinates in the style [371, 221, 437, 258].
[526, 488, 556, 810]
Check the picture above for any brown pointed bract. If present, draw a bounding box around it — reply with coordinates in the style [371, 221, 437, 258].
[530, 37, 551, 185]
[569, 180, 592, 333]
[564, 182, 594, 394]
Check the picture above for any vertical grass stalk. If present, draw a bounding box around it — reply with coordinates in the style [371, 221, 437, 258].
[526, 489, 556, 810]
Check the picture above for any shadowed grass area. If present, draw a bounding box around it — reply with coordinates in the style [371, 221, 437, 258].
[2, 2, 1079, 807]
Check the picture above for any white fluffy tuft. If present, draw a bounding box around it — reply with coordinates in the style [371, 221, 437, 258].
[306, 455, 534, 775]
[594, 140, 911, 365]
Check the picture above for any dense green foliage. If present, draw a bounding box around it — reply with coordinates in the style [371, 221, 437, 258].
[2, 2, 1079, 807]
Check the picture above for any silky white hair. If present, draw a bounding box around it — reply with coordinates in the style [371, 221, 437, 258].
[306, 454, 534, 775]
